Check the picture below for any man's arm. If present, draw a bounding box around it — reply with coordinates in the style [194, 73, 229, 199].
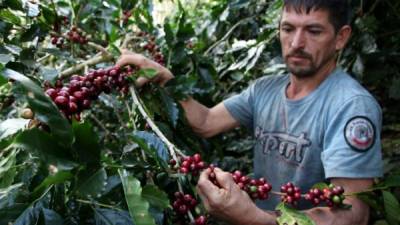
[197, 168, 372, 225]
[116, 51, 240, 137]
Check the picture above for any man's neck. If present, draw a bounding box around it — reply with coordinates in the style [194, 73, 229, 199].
[286, 61, 337, 100]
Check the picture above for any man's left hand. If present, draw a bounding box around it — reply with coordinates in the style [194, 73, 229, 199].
[196, 167, 269, 225]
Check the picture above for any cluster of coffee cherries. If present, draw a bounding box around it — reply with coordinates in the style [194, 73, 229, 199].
[280, 182, 302, 206]
[304, 184, 345, 208]
[137, 32, 165, 65]
[172, 192, 207, 225]
[44, 65, 135, 120]
[170, 153, 207, 176]
[66, 26, 89, 45]
[50, 34, 65, 48]
[172, 192, 198, 215]
[122, 10, 132, 25]
[208, 166, 272, 200]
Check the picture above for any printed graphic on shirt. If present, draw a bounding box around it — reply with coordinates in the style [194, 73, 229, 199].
[344, 116, 375, 152]
[255, 127, 311, 163]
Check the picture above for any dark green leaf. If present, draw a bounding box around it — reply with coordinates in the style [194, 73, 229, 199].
[39, 208, 63, 225]
[0, 203, 28, 225]
[118, 169, 156, 225]
[12, 128, 77, 170]
[94, 208, 134, 225]
[142, 185, 170, 210]
[20, 24, 41, 42]
[0, 183, 24, 209]
[276, 203, 316, 225]
[4, 0, 23, 11]
[2, 69, 73, 146]
[72, 121, 101, 164]
[0, 54, 14, 65]
[0, 148, 18, 188]
[383, 190, 400, 225]
[76, 168, 107, 199]
[0, 9, 21, 25]
[101, 175, 121, 196]
[158, 89, 179, 128]
[32, 171, 73, 200]
[0, 118, 29, 141]
[132, 131, 169, 162]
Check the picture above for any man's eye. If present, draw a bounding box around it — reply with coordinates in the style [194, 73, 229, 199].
[281, 27, 293, 33]
[309, 30, 322, 35]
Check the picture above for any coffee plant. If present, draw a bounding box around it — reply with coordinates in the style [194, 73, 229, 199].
[0, 0, 399, 225]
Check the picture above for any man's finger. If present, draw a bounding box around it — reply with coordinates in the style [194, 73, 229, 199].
[213, 168, 234, 190]
[197, 168, 221, 198]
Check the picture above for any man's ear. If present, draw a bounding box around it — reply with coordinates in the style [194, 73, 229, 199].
[335, 25, 352, 51]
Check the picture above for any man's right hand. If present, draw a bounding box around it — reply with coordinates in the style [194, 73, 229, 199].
[116, 50, 174, 87]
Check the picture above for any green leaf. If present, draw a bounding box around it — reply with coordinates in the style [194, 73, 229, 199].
[39, 208, 63, 225]
[12, 128, 77, 170]
[0, 148, 18, 188]
[118, 169, 156, 225]
[0, 183, 24, 209]
[72, 121, 101, 164]
[94, 208, 134, 225]
[276, 203, 316, 225]
[142, 185, 170, 210]
[132, 131, 169, 162]
[40, 67, 59, 83]
[0, 54, 14, 65]
[32, 171, 73, 200]
[76, 168, 107, 199]
[0, 9, 21, 25]
[311, 182, 329, 190]
[158, 89, 179, 128]
[0, 203, 28, 225]
[137, 68, 158, 79]
[0, 118, 29, 141]
[4, 0, 24, 11]
[2, 69, 73, 146]
[20, 24, 41, 42]
[382, 190, 400, 225]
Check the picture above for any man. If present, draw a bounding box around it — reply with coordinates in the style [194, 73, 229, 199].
[117, 0, 383, 224]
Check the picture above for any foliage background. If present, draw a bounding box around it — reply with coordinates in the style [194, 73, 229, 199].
[0, 0, 399, 224]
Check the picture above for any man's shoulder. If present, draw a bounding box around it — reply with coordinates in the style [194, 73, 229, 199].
[253, 73, 288, 89]
[329, 69, 376, 102]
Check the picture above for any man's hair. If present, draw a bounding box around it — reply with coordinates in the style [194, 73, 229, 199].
[283, 0, 351, 32]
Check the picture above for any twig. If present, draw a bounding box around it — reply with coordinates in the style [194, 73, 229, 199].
[121, 32, 135, 49]
[59, 53, 113, 78]
[77, 199, 120, 210]
[129, 86, 185, 164]
[90, 114, 112, 138]
[204, 17, 253, 56]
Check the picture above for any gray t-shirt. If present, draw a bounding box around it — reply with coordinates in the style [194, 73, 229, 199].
[223, 67, 383, 210]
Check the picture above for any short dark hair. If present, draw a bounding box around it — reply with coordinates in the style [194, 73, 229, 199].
[283, 0, 351, 32]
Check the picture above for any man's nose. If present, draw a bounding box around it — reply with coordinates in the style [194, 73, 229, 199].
[290, 30, 306, 49]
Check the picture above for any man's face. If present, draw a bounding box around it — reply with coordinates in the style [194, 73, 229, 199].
[279, 7, 338, 78]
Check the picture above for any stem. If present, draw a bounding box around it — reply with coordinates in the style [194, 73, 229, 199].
[129, 86, 185, 164]
[77, 199, 119, 210]
[204, 17, 253, 56]
[271, 191, 285, 196]
[90, 114, 112, 138]
[60, 53, 113, 78]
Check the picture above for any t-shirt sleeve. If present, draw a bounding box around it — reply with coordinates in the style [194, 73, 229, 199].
[321, 95, 383, 179]
[223, 83, 256, 130]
